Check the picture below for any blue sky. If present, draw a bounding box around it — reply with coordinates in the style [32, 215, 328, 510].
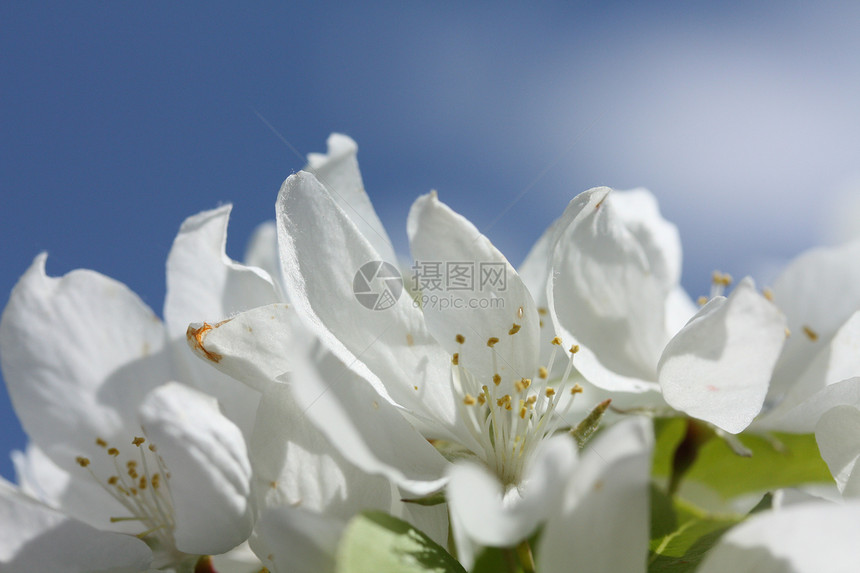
[2, 2, 860, 481]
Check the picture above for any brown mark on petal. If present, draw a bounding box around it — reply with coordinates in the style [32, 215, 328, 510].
[186, 322, 223, 363]
[802, 325, 819, 342]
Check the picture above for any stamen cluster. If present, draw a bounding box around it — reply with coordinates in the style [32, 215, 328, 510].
[452, 317, 581, 485]
[76, 435, 175, 552]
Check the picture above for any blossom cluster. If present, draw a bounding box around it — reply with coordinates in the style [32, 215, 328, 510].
[2, 134, 860, 572]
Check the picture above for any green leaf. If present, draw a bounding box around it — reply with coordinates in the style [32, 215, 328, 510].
[470, 547, 524, 573]
[652, 418, 833, 500]
[648, 486, 742, 573]
[336, 511, 467, 573]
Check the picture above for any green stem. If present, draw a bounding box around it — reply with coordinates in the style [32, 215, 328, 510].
[516, 539, 536, 573]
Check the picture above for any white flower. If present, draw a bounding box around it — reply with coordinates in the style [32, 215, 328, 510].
[522, 187, 788, 433]
[189, 136, 623, 558]
[0, 204, 279, 569]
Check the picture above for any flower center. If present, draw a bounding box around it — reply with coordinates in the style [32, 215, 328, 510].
[76, 436, 177, 559]
[452, 325, 581, 486]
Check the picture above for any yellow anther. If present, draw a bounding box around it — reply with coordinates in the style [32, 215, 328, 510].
[148, 444, 157, 452]
[763, 287, 774, 301]
[571, 384, 584, 394]
[463, 394, 476, 405]
[477, 394, 486, 405]
[551, 337, 563, 346]
[452, 353, 459, 365]
[128, 468, 138, 479]
[527, 395, 537, 405]
[126, 460, 137, 468]
[487, 337, 500, 347]
[803, 325, 819, 341]
[455, 334, 465, 344]
[712, 271, 733, 286]
[151, 473, 160, 489]
[538, 366, 548, 379]
[509, 323, 521, 335]
[569, 344, 580, 354]
[76, 456, 91, 468]
[139, 477, 147, 490]
[539, 320, 544, 328]
[538, 307, 548, 316]
[107, 476, 119, 485]
[697, 296, 709, 306]
[95, 438, 107, 448]
[130, 488, 138, 496]
[132, 437, 145, 447]
[493, 373, 502, 385]
[520, 407, 527, 419]
[108, 448, 119, 457]
[546, 388, 556, 397]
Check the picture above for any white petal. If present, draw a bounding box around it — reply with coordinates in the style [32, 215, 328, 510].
[304, 133, 398, 265]
[540, 417, 653, 573]
[659, 278, 786, 433]
[286, 337, 449, 496]
[276, 171, 457, 433]
[186, 303, 296, 393]
[164, 206, 279, 436]
[763, 310, 860, 421]
[665, 285, 698, 337]
[815, 405, 860, 497]
[408, 192, 541, 384]
[609, 188, 683, 289]
[250, 382, 395, 517]
[518, 212, 563, 310]
[11, 444, 133, 533]
[699, 500, 860, 573]
[769, 239, 860, 399]
[189, 304, 450, 496]
[518, 214, 566, 365]
[0, 478, 152, 573]
[0, 254, 169, 471]
[164, 205, 278, 338]
[244, 221, 283, 297]
[139, 383, 253, 555]
[758, 377, 860, 433]
[447, 434, 577, 547]
[547, 188, 670, 383]
[250, 506, 344, 573]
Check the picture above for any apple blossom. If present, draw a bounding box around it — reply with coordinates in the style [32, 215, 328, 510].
[0, 203, 285, 569]
[522, 186, 788, 433]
